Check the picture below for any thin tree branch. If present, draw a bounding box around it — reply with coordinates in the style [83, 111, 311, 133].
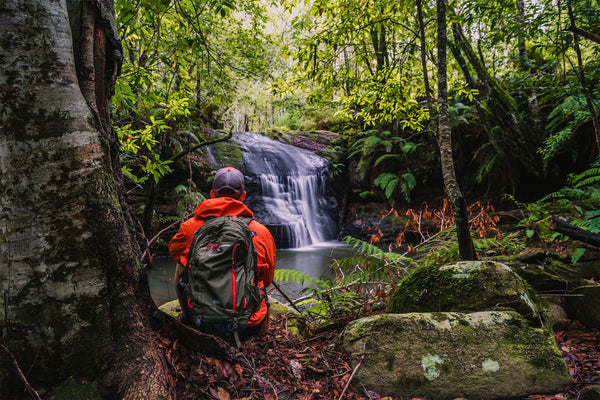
[0, 344, 42, 400]
[169, 128, 232, 163]
[568, 25, 600, 45]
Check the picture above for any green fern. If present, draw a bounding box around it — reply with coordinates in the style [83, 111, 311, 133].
[568, 168, 600, 188]
[274, 268, 321, 287]
[374, 173, 400, 199]
[537, 188, 588, 203]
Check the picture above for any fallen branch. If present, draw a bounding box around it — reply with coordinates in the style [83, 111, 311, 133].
[272, 281, 302, 314]
[139, 215, 191, 267]
[550, 217, 600, 248]
[0, 344, 42, 400]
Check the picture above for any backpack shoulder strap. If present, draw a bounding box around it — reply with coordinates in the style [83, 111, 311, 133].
[237, 215, 253, 226]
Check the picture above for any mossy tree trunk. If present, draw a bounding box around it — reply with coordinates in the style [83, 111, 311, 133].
[436, 0, 476, 261]
[0, 1, 168, 398]
[450, 20, 543, 192]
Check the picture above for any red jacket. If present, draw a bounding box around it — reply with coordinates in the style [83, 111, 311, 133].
[169, 197, 276, 326]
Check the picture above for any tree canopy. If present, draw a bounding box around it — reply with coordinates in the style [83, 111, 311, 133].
[112, 0, 599, 220]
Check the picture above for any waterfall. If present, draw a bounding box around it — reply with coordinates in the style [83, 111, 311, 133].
[231, 133, 336, 248]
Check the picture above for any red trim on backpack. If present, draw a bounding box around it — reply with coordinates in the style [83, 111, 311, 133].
[231, 243, 241, 311]
[187, 297, 194, 309]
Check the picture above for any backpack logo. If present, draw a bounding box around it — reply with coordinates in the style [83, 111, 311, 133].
[183, 216, 263, 338]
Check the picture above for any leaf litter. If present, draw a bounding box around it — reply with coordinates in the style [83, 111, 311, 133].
[157, 313, 600, 399]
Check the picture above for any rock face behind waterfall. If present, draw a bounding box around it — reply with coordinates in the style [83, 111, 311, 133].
[206, 133, 336, 248]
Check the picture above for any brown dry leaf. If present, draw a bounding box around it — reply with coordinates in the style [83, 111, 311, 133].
[289, 359, 303, 379]
[210, 386, 231, 400]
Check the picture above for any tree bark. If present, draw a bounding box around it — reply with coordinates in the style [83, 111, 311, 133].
[436, 0, 476, 260]
[515, 0, 529, 69]
[0, 1, 168, 398]
[416, 0, 434, 120]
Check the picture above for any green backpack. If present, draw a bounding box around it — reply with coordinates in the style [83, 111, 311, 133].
[183, 216, 263, 343]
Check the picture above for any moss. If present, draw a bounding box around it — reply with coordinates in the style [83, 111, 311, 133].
[386, 352, 397, 371]
[388, 261, 545, 326]
[502, 324, 568, 374]
[209, 140, 244, 170]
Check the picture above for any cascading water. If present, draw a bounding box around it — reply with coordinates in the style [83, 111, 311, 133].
[230, 133, 336, 248]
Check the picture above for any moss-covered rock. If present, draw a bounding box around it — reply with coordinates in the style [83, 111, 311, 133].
[335, 312, 570, 399]
[158, 299, 181, 318]
[204, 139, 245, 171]
[565, 285, 600, 329]
[269, 298, 305, 336]
[387, 261, 545, 327]
[158, 298, 305, 335]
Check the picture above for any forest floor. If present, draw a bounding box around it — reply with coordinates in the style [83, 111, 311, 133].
[161, 309, 600, 400]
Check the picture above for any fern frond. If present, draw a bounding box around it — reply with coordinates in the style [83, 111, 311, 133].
[342, 236, 385, 257]
[374, 154, 402, 167]
[538, 188, 588, 203]
[274, 269, 320, 287]
[569, 168, 600, 188]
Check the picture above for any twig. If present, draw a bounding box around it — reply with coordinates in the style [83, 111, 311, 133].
[138, 213, 191, 266]
[271, 281, 302, 314]
[338, 350, 366, 400]
[0, 344, 42, 400]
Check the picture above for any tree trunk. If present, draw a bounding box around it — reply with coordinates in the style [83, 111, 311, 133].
[416, 0, 434, 120]
[0, 1, 169, 398]
[515, 0, 529, 69]
[436, 0, 476, 260]
[451, 21, 543, 189]
[566, 0, 600, 155]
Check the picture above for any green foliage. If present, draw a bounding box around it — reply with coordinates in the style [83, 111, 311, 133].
[538, 168, 600, 204]
[274, 269, 320, 287]
[174, 185, 205, 217]
[539, 95, 599, 161]
[274, 236, 416, 328]
[348, 129, 423, 204]
[374, 172, 417, 203]
[114, 0, 277, 183]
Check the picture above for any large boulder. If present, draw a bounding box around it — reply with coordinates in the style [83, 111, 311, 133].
[388, 261, 546, 327]
[335, 312, 570, 399]
[565, 284, 600, 329]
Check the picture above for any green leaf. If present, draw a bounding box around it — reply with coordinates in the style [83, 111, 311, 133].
[571, 248, 586, 263]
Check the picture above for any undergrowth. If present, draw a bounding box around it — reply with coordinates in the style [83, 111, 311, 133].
[275, 200, 525, 330]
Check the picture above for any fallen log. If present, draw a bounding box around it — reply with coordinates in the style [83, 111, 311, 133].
[550, 217, 600, 248]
